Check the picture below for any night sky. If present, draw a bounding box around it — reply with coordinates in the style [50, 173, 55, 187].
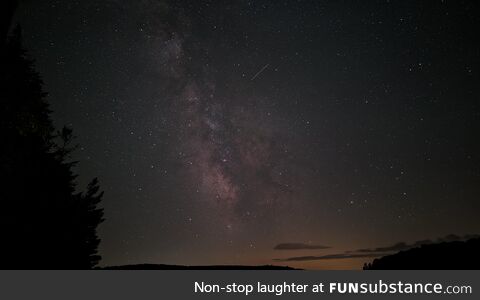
[13, 0, 480, 269]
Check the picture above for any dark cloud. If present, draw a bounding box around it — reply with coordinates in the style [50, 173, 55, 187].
[274, 243, 330, 250]
[438, 234, 461, 243]
[275, 234, 480, 262]
[274, 253, 387, 262]
[463, 234, 480, 240]
[355, 242, 410, 253]
[352, 234, 478, 254]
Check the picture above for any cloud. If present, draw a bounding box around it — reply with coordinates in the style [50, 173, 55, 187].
[274, 253, 387, 262]
[274, 243, 330, 250]
[463, 234, 480, 240]
[273, 234, 480, 262]
[352, 234, 479, 254]
[354, 242, 411, 253]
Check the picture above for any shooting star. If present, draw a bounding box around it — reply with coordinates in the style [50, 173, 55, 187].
[250, 64, 270, 81]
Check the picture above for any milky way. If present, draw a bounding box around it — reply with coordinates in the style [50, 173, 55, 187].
[150, 5, 300, 231]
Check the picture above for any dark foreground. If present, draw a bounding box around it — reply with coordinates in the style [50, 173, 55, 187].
[364, 238, 480, 270]
[103, 264, 298, 270]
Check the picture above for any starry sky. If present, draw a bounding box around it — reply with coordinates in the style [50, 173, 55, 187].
[13, 0, 480, 269]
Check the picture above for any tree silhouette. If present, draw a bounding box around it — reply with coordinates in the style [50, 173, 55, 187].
[1, 17, 104, 269]
[363, 238, 480, 270]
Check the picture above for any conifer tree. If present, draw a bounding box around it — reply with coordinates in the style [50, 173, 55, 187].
[1, 16, 104, 269]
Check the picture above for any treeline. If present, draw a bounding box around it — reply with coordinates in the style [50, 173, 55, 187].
[364, 238, 480, 270]
[0, 0, 104, 269]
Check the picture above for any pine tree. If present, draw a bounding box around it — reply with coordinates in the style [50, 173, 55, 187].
[0, 24, 104, 269]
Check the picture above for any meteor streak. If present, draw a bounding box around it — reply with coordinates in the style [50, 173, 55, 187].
[250, 64, 269, 81]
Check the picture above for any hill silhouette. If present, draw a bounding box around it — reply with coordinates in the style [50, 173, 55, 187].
[103, 264, 297, 270]
[363, 238, 480, 270]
